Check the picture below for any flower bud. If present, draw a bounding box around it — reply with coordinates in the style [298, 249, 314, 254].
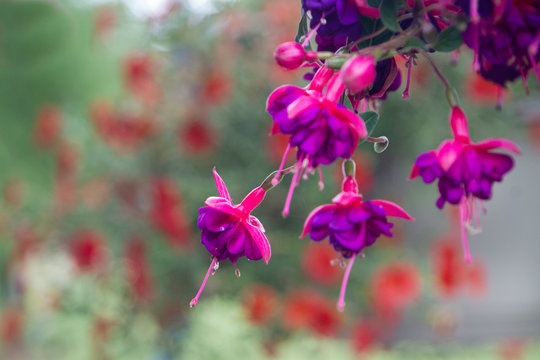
[341, 56, 376, 94]
[274, 42, 307, 70]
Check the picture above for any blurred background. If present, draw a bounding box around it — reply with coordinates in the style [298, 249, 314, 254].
[0, 0, 539, 359]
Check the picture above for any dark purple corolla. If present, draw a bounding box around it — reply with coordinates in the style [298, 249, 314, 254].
[190, 168, 271, 307]
[458, 0, 540, 86]
[410, 106, 521, 262]
[301, 161, 414, 311]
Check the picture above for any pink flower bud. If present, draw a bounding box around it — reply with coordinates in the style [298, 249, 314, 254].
[341, 56, 376, 94]
[274, 42, 307, 70]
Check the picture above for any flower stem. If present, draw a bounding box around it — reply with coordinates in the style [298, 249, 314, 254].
[337, 254, 356, 312]
[416, 48, 450, 89]
[190, 257, 217, 307]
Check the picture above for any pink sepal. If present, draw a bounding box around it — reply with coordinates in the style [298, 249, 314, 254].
[474, 138, 521, 155]
[409, 163, 420, 180]
[265, 84, 302, 112]
[287, 95, 320, 119]
[205, 197, 241, 216]
[324, 73, 346, 103]
[437, 140, 463, 171]
[245, 222, 271, 264]
[371, 200, 415, 221]
[212, 167, 232, 202]
[239, 187, 266, 213]
[332, 192, 362, 206]
[301, 204, 336, 238]
[307, 66, 334, 92]
[329, 106, 368, 138]
[450, 106, 471, 143]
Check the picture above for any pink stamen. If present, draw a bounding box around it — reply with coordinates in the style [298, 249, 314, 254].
[190, 257, 218, 307]
[402, 54, 412, 99]
[528, 52, 540, 86]
[272, 143, 291, 186]
[471, 0, 480, 71]
[521, 70, 530, 95]
[318, 166, 324, 191]
[459, 198, 472, 263]
[302, 21, 322, 48]
[234, 263, 241, 277]
[337, 253, 357, 312]
[282, 160, 302, 217]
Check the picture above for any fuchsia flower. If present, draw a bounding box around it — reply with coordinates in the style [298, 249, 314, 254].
[410, 106, 521, 262]
[301, 160, 414, 311]
[190, 168, 271, 307]
[267, 66, 367, 216]
[273, 41, 317, 70]
[341, 55, 376, 95]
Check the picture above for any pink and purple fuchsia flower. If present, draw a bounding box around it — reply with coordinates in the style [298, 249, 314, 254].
[410, 106, 521, 263]
[301, 159, 414, 311]
[267, 66, 367, 217]
[190, 168, 271, 307]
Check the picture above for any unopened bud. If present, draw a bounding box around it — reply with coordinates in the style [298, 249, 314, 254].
[445, 87, 460, 107]
[373, 136, 389, 153]
[341, 56, 376, 94]
[274, 42, 307, 70]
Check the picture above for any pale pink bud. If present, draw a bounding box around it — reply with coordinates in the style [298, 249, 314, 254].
[274, 42, 311, 70]
[341, 56, 376, 94]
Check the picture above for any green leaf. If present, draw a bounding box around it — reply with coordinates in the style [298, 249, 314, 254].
[359, 111, 379, 141]
[401, 37, 426, 52]
[294, 11, 309, 46]
[379, 0, 400, 32]
[433, 26, 463, 52]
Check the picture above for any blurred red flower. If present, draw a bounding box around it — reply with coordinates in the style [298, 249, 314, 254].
[69, 229, 107, 272]
[432, 236, 487, 298]
[301, 242, 342, 286]
[93, 6, 116, 42]
[266, 131, 295, 165]
[150, 178, 191, 250]
[200, 70, 232, 105]
[124, 238, 154, 304]
[178, 115, 217, 154]
[54, 142, 79, 211]
[0, 307, 23, 345]
[371, 261, 422, 320]
[350, 319, 379, 354]
[282, 289, 342, 336]
[123, 53, 161, 106]
[90, 101, 155, 154]
[498, 339, 527, 360]
[33, 104, 62, 148]
[242, 284, 279, 325]
[464, 71, 509, 105]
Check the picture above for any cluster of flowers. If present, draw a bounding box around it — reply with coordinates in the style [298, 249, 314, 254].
[191, 0, 531, 310]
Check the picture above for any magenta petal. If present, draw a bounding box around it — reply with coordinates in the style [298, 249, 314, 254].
[301, 204, 336, 237]
[474, 138, 521, 154]
[245, 222, 271, 264]
[212, 167, 232, 202]
[239, 187, 266, 213]
[266, 84, 303, 112]
[329, 106, 367, 138]
[409, 163, 420, 180]
[370, 200, 415, 221]
[227, 227, 246, 254]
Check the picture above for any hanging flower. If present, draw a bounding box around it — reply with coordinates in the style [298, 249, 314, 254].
[410, 106, 520, 262]
[302, 159, 413, 310]
[190, 168, 271, 307]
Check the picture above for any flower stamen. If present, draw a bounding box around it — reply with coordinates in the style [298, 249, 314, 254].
[190, 257, 218, 308]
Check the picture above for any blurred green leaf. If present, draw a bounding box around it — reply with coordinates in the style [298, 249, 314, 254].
[433, 25, 463, 52]
[379, 0, 400, 32]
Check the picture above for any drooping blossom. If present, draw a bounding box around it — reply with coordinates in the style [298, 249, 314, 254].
[124, 238, 154, 304]
[242, 284, 279, 325]
[301, 242, 342, 286]
[267, 66, 367, 216]
[410, 106, 520, 262]
[33, 104, 62, 148]
[282, 288, 342, 336]
[69, 229, 107, 272]
[370, 261, 422, 320]
[457, 0, 540, 86]
[302, 159, 413, 310]
[190, 168, 271, 307]
[149, 178, 191, 250]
